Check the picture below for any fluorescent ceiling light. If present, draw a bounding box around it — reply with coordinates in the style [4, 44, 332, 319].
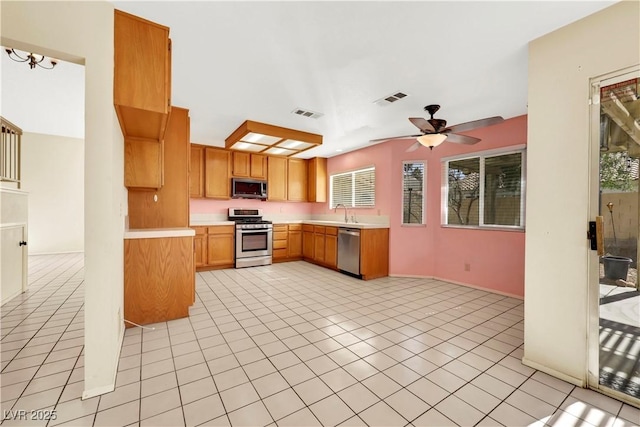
[225, 120, 323, 157]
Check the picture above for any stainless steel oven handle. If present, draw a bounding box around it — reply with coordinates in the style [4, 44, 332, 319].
[238, 228, 272, 233]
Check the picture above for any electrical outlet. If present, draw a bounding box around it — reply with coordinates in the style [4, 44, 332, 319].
[464, 263, 471, 272]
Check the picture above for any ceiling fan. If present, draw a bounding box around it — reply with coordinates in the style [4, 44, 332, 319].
[371, 104, 504, 151]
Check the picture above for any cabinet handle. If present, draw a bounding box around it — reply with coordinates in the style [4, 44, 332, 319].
[19, 241, 27, 246]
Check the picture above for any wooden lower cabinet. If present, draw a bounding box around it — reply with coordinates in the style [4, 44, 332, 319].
[193, 225, 235, 271]
[303, 225, 339, 270]
[324, 227, 338, 268]
[360, 228, 390, 280]
[302, 225, 314, 259]
[124, 236, 194, 327]
[273, 223, 303, 262]
[313, 226, 326, 263]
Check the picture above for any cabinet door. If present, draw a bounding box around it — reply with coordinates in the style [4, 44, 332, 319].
[250, 154, 267, 180]
[207, 233, 234, 266]
[308, 157, 327, 203]
[314, 232, 325, 263]
[194, 233, 207, 267]
[288, 231, 302, 258]
[205, 148, 231, 199]
[114, 10, 171, 140]
[303, 231, 314, 259]
[190, 145, 204, 198]
[287, 158, 308, 202]
[268, 157, 287, 201]
[325, 234, 337, 268]
[124, 137, 162, 189]
[232, 152, 250, 177]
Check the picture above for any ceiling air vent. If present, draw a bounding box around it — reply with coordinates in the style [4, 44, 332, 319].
[374, 91, 409, 106]
[292, 108, 324, 119]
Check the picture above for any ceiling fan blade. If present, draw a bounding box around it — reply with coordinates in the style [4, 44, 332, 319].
[406, 141, 421, 152]
[444, 116, 504, 134]
[445, 133, 481, 145]
[409, 117, 436, 133]
[370, 134, 421, 143]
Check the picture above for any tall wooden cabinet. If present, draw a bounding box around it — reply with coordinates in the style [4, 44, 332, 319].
[268, 157, 288, 201]
[287, 159, 308, 202]
[308, 157, 327, 203]
[205, 148, 231, 199]
[114, 9, 171, 141]
[189, 146, 204, 198]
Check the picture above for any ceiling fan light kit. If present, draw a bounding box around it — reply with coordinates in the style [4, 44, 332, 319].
[370, 103, 505, 151]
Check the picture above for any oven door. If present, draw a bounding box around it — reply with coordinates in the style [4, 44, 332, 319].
[236, 228, 273, 259]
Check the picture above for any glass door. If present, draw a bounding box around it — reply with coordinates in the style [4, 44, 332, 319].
[588, 67, 640, 405]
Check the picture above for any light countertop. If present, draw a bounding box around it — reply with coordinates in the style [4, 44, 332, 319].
[190, 220, 389, 229]
[124, 227, 196, 239]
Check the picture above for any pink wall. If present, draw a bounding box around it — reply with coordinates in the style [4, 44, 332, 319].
[325, 115, 528, 297]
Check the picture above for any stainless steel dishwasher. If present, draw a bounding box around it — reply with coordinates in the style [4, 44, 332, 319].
[338, 228, 361, 278]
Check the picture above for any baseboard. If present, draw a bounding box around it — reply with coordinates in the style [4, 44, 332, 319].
[82, 383, 115, 400]
[31, 250, 84, 256]
[81, 321, 124, 400]
[521, 357, 586, 387]
[389, 273, 524, 300]
[1, 289, 23, 306]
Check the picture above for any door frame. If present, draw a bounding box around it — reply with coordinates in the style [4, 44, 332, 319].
[587, 65, 640, 407]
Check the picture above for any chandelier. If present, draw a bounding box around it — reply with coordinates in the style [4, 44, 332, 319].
[5, 48, 57, 70]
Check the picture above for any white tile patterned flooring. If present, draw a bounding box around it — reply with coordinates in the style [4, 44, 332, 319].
[1, 253, 639, 426]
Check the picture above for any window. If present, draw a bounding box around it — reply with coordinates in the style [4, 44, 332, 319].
[402, 161, 425, 224]
[444, 149, 525, 228]
[330, 166, 375, 208]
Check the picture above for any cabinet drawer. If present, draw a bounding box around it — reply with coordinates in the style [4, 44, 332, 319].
[325, 227, 338, 236]
[302, 224, 314, 233]
[314, 226, 326, 234]
[273, 248, 288, 259]
[288, 224, 302, 231]
[274, 231, 288, 241]
[273, 224, 288, 232]
[193, 227, 207, 236]
[273, 240, 287, 250]
[208, 225, 235, 235]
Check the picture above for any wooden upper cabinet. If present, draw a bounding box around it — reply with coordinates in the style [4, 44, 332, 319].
[127, 107, 190, 228]
[308, 157, 327, 203]
[233, 152, 267, 180]
[124, 137, 162, 189]
[189, 145, 204, 198]
[250, 154, 267, 180]
[205, 148, 231, 199]
[287, 158, 308, 202]
[114, 10, 171, 140]
[268, 157, 287, 201]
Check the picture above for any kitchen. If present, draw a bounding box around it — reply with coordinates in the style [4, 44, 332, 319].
[1, 0, 640, 422]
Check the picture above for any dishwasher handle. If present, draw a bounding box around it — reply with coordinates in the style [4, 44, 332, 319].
[339, 228, 360, 237]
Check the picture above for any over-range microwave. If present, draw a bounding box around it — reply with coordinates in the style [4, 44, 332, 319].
[231, 178, 268, 200]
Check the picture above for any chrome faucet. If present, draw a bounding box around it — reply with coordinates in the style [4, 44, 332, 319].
[334, 204, 348, 223]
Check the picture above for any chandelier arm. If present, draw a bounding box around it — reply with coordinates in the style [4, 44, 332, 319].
[6, 49, 29, 63]
[36, 61, 56, 70]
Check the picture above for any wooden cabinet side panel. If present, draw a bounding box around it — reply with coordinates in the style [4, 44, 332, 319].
[205, 148, 231, 199]
[360, 228, 389, 280]
[114, 10, 169, 113]
[268, 157, 287, 201]
[189, 145, 204, 198]
[124, 236, 193, 326]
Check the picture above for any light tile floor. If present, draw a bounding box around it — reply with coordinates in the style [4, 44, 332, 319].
[1, 253, 640, 426]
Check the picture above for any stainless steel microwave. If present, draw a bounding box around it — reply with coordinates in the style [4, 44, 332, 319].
[231, 178, 268, 200]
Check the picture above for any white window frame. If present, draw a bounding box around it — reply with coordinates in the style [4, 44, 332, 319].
[329, 166, 375, 209]
[441, 145, 526, 230]
[402, 160, 426, 226]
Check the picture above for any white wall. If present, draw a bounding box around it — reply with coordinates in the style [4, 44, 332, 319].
[21, 132, 84, 254]
[525, 1, 640, 386]
[1, 1, 126, 398]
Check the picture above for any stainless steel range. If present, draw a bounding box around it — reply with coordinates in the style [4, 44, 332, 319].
[228, 208, 273, 268]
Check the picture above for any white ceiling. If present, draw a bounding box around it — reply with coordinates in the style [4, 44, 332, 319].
[1, 1, 617, 157]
